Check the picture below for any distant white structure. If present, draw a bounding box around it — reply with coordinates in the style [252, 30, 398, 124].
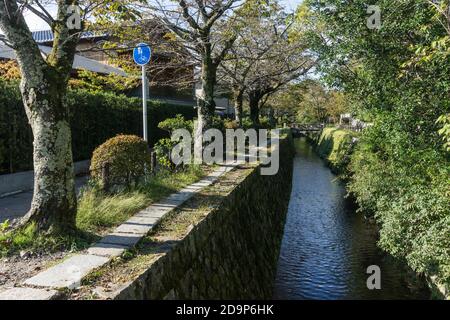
[0, 44, 127, 76]
[339, 113, 372, 132]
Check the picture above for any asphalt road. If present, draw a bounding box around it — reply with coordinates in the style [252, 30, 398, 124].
[0, 176, 89, 224]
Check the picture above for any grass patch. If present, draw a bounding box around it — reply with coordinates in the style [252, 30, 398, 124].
[76, 165, 205, 233]
[0, 165, 206, 257]
[0, 222, 95, 257]
[69, 166, 253, 298]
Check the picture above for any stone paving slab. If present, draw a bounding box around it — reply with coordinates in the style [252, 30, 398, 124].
[114, 220, 155, 235]
[87, 243, 128, 258]
[138, 204, 169, 214]
[189, 181, 212, 187]
[165, 192, 195, 203]
[124, 215, 160, 226]
[143, 202, 178, 210]
[169, 190, 197, 198]
[98, 232, 143, 247]
[24, 254, 109, 289]
[158, 197, 190, 207]
[134, 210, 167, 219]
[0, 287, 59, 300]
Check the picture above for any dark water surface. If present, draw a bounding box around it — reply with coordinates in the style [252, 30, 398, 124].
[273, 138, 430, 300]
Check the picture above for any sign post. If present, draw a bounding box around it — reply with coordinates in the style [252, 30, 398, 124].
[133, 43, 152, 141]
[141, 65, 148, 141]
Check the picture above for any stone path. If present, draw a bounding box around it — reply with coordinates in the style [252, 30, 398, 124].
[0, 163, 238, 300]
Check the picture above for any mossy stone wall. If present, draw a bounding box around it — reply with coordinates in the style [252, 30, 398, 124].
[315, 127, 356, 174]
[114, 136, 295, 299]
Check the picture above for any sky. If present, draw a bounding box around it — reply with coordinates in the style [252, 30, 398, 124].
[23, 0, 304, 31]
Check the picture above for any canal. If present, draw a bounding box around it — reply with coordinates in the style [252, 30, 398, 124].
[273, 138, 430, 299]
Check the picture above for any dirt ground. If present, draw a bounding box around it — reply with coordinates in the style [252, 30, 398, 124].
[0, 251, 68, 291]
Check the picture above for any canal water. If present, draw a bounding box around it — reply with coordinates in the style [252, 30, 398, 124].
[273, 138, 430, 300]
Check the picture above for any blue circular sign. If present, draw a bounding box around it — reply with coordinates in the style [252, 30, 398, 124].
[133, 43, 151, 65]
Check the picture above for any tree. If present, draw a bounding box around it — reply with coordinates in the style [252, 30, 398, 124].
[268, 80, 348, 124]
[143, 0, 244, 148]
[218, 1, 315, 127]
[218, 0, 284, 125]
[245, 43, 314, 126]
[0, 0, 128, 233]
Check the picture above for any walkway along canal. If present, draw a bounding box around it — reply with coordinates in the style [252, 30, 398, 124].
[273, 137, 431, 299]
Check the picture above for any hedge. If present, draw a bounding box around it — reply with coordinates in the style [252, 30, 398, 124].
[0, 80, 195, 174]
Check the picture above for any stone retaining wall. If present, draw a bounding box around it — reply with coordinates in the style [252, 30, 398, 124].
[109, 136, 295, 300]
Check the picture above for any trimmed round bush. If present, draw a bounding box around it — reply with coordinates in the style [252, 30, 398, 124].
[90, 134, 151, 186]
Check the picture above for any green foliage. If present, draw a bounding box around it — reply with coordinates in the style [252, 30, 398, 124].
[68, 69, 139, 93]
[155, 114, 195, 170]
[154, 138, 177, 170]
[0, 165, 205, 256]
[305, 0, 450, 288]
[316, 128, 356, 176]
[347, 126, 450, 285]
[157, 114, 194, 134]
[240, 117, 254, 130]
[77, 165, 205, 233]
[258, 116, 272, 129]
[0, 80, 196, 174]
[269, 80, 350, 124]
[0, 222, 92, 257]
[0, 219, 10, 233]
[77, 188, 149, 232]
[0, 79, 32, 173]
[436, 114, 450, 152]
[210, 116, 226, 132]
[90, 134, 151, 186]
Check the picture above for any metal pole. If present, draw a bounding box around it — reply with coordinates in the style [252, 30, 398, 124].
[142, 65, 148, 141]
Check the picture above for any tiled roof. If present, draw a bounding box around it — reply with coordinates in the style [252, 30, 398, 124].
[31, 30, 106, 43]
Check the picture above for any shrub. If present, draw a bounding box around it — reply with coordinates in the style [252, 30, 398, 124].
[90, 135, 151, 187]
[224, 119, 239, 129]
[155, 114, 195, 171]
[240, 117, 253, 130]
[259, 116, 272, 129]
[154, 138, 177, 171]
[210, 116, 225, 132]
[0, 80, 32, 174]
[346, 117, 450, 289]
[158, 114, 194, 134]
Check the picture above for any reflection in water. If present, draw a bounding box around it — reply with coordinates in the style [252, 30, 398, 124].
[273, 138, 430, 300]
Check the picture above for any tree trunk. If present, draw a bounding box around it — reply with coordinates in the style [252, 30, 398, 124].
[0, 0, 79, 233]
[20, 75, 77, 233]
[195, 48, 217, 161]
[198, 43, 217, 117]
[232, 85, 244, 125]
[268, 107, 276, 127]
[248, 91, 261, 127]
